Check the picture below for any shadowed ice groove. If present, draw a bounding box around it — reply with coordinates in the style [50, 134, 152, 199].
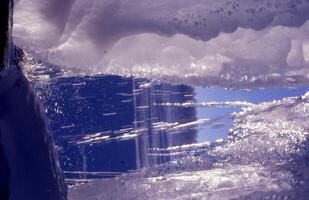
[1, 0, 67, 198]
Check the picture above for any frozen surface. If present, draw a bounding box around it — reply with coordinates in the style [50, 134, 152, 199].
[13, 0, 309, 87]
[68, 92, 309, 199]
[69, 165, 294, 200]
[12, 1, 309, 198]
[19, 52, 309, 199]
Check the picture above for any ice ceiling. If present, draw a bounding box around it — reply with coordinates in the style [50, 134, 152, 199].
[13, 0, 309, 87]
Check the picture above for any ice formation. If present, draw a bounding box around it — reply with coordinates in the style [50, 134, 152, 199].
[13, 0, 309, 87]
[68, 92, 309, 200]
[11, 1, 309, 198]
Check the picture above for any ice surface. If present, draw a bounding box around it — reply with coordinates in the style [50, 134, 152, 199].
[211, 93, 309, 165]
[14, 35, 309, 199]
[13, 0, 309, 87]
[19, 49, 309, 198]
[68, 91, 309, 199]
[69, 165, 294, 200]
[11, 1, 309, 198]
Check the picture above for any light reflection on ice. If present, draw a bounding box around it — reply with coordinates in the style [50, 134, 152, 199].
[21, 52, 309, 199]
[71, 119, 210, 145]
[68, 91, 309, 199]
[155, 100, 254, 108]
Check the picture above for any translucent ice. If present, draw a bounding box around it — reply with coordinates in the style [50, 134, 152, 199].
[13, 0, 309, 87]
[68, 91, 309, 199]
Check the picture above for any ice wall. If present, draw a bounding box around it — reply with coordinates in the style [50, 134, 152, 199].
[68, 92, 309, 199]
[13, 0, 309, 87]
[1, 1, 67, 199]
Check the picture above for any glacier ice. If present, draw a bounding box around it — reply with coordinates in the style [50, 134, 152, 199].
[18, 49, 309, 199]
[13, 0, 309, 87]
[68, 91, 309, 199]
[10, 1, 309, 198]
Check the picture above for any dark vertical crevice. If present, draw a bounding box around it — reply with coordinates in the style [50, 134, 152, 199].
[0, 0, 10, 71]
[0, 0, 11, 198]
[0, 1, 67, 199]
[0, 131, 10, 200]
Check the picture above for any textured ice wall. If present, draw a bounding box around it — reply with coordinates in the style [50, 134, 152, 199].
[211, 91, 309, 165]
[69, 92, 309, 200]
[13, 0, 309, 87]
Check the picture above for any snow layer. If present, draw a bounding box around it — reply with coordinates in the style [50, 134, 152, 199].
[68, 92, 309, 199]
[13, 0, 309, 87]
